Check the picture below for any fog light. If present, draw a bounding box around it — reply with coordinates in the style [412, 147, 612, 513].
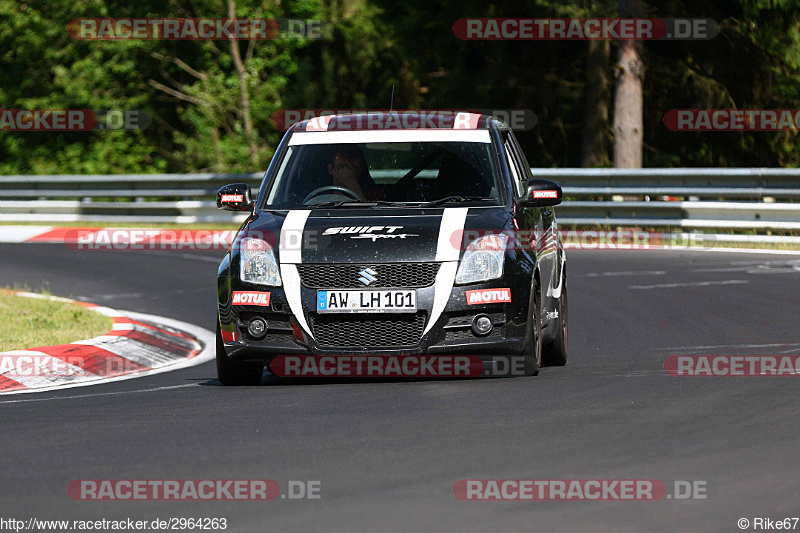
[247, 317, 268, 339]
[472, 315, 493, 336]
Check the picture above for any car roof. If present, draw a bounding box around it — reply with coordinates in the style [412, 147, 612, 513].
[289, 111, 509, 133]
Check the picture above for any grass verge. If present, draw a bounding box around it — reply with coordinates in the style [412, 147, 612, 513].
[0, 290, 113, 352]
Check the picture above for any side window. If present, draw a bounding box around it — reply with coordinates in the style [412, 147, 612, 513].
[503, 134, 526, 198]
[508, 130, 533, 185]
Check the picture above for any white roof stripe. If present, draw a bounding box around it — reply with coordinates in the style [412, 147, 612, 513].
[453, 112, 481, 129]
[306, 115, 334, 131]
[289, 130, 491, 145]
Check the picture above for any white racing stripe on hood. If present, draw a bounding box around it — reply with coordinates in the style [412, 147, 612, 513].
[281, 264, 313, 339]
[279, 210, 311, 264]
[424, 207, 469, 335]
[435, 207, 469, 262]
[279, 210, 313, 338]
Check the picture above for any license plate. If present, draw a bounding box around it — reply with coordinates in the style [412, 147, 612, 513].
[317, 290, 416, 313]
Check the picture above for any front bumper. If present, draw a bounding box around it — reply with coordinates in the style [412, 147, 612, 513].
[218, 277, 530, 363]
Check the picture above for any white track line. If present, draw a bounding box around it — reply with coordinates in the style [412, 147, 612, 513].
[628, 279, 749, 290]
[656, 342, 800, 351]
[567, 247, 800, 256]
[582, 270, 666, 277]
[647, 247, 800, 256]
[0, 383, 199, 404]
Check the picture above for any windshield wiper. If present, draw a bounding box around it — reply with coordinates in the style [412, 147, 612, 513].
[419, 196, 496, 208]
[306, 201, 358, 208]
[308, 200, 409, 208]
[367, 200, 410, 207]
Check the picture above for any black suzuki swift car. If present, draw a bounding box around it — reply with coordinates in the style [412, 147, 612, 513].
[215, 112, 567, 384]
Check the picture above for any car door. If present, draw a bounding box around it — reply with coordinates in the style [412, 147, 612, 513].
[503, 131, 558, 300]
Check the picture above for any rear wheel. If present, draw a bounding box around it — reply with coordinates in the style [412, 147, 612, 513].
[521, 284, 542, 377]
[216, 323, 263, 386]
[542, 267, 568, 367]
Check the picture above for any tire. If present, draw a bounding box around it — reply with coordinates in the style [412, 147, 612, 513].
[216, 323, 263, 386]
[521, 283, 542, 377]
[542, 266, 568, 367]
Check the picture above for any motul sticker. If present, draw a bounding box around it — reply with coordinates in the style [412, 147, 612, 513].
[232, 291, 271, 306]
[221, 194, 244, 202]
[533, 190, 558, 198]
[466, 288, 511, 305]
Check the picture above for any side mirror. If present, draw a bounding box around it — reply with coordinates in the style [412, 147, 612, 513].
[521, 179, 562, 207]
[217, 183, 254, 211]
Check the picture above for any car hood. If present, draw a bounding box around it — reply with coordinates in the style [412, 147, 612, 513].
[242, 206, 512, 264]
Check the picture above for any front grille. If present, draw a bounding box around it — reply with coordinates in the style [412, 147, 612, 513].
[310, 313, 426, 348]
[297, 263, 440, 289]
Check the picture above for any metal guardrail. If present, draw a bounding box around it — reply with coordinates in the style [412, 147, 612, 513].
[0, 169, 798, 229]
[536, 168, 800, 198]
[0, 173, 264, 224]
[536, 168, 800, 230]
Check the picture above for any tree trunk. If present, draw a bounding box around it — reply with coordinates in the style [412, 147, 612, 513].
[613, 0, 644, 168]
[211, 126, 224, 171]
[228, 0, 259, 167]
[581, 39, 610, 167]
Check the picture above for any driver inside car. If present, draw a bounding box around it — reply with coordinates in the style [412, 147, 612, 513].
[327, 145, 386, 201]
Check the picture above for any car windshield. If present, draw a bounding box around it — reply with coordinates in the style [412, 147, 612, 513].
[264, 140, 502, 208]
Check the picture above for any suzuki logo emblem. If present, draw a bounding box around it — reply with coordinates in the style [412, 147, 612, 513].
[358, 267, 378, 286]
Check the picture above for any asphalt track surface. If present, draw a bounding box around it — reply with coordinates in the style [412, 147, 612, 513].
[1, 243, 799, 532]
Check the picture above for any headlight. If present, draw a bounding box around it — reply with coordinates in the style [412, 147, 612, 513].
[240, 237, 282, 286]
[455, 234, 509, 284]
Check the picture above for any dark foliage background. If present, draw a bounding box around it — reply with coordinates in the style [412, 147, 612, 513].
[1, 0, 798, 173]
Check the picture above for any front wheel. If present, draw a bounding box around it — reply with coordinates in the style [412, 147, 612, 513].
[216, 323, 263, 386]
[521, 284, 542, 377]
[542, 266, 568, 367]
